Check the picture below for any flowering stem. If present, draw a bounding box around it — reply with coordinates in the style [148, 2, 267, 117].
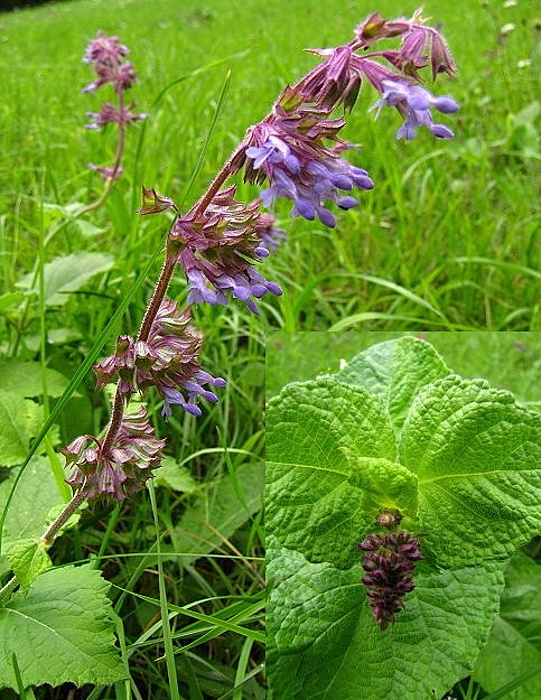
[189, 141, 247, 218]
[99, 386, 127, 456]
[77, 92, 127, 217]
[40, 491, 87, 544]
[137, 254, 177, 342]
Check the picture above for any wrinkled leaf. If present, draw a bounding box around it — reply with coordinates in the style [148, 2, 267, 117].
[400, 376, 541, 566]
[473, 552, 541, 699]
[267, 546, 505, 700]
[266, 337, 541, 699]
[335, 335, 450, 433]
[0, 565, 125, 689]
[266, 380, 398, 568]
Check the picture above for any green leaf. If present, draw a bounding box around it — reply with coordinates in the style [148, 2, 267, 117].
[473, 553, 541, 699]
[170, 462, 263, 567]
[0, 391, 45, 467]
[16, 252, 114, 307]
[347, 455, 419, 526]
[265, 337, 541, 698]
[335, 336, 451, 432]
[0, 360, 69, 398]
[267, 546, 505, 700]
[266, 379, 398, 568]
[0, 565, 125, 689]
[0, 292, 27, 313]
[400, 375, 541, 566]
[154, 456, 201, 494]
[0, 456, 66, 547]
[5, 539, 52, 591]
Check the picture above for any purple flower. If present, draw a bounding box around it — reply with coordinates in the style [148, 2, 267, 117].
[171, 187, 283, 314]
[429, 31, 457, 79]
[244, 121, 373, 228]
[93, 301, 226, 417]
[85, 102, 147, 131]
[299, 45, 362, 111]
[62, 407, 165, 501]
[358, 530, 423, 630]
[82, 31, 138, 93]
[371, 79, 458, 139]
[87, 163, 124, 181]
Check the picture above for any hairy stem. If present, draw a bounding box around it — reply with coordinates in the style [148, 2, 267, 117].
[99, 387, 127, 456]
[189, 141, 248, 218]
[40, 491, 87, 544]
[137, 254, 177, 342]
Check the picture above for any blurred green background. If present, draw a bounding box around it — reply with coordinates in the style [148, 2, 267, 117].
[267, 332, 541, 407]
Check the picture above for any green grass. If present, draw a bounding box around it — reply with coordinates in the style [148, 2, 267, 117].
[0, 0, 540, 698]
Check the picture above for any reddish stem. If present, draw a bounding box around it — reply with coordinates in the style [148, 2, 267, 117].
[137, 254, 177, 342]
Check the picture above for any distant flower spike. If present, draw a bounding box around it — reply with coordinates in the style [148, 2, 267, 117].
[85, 101, 147, 131]
[82, 31, 136, 93]
[82, 31, 146, 181]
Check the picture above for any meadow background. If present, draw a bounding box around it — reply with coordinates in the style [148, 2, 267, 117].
[0, 0, 539, 698]
[1, 0, 540, 333]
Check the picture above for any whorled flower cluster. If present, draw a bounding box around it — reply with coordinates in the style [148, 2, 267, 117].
[171, 186, 284, 314]
[93, 300, 226, 417]
[83, 31, 137, 94]
[62, 407, 165, 501]
[358, 530, 423, 630]
[244, 114, 374, 228]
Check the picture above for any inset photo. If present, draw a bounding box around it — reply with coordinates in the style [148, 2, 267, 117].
[266, 332, 541, 700]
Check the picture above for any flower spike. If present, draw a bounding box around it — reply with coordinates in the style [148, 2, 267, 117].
[359, 530, 423, 630]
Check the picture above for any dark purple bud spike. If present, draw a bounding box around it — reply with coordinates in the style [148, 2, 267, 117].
[358, 529, 422, 630]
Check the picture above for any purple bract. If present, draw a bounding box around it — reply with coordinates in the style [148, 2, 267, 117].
[63, 407, 165, 501]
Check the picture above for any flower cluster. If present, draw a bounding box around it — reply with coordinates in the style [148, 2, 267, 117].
[371, 80, 458, 140]
[62, 407, 165, 501]
[358, 530, 423, 630]
[244, 117, 374, 228]
[94, 300, 226, 417]
[85, 101, 146, 132]
[238, 10, 458, 227]
[83, 31, 137, 94]
[171, 186, 283, 314]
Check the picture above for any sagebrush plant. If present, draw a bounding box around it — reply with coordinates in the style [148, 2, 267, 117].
[0, 9, 459, 694]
